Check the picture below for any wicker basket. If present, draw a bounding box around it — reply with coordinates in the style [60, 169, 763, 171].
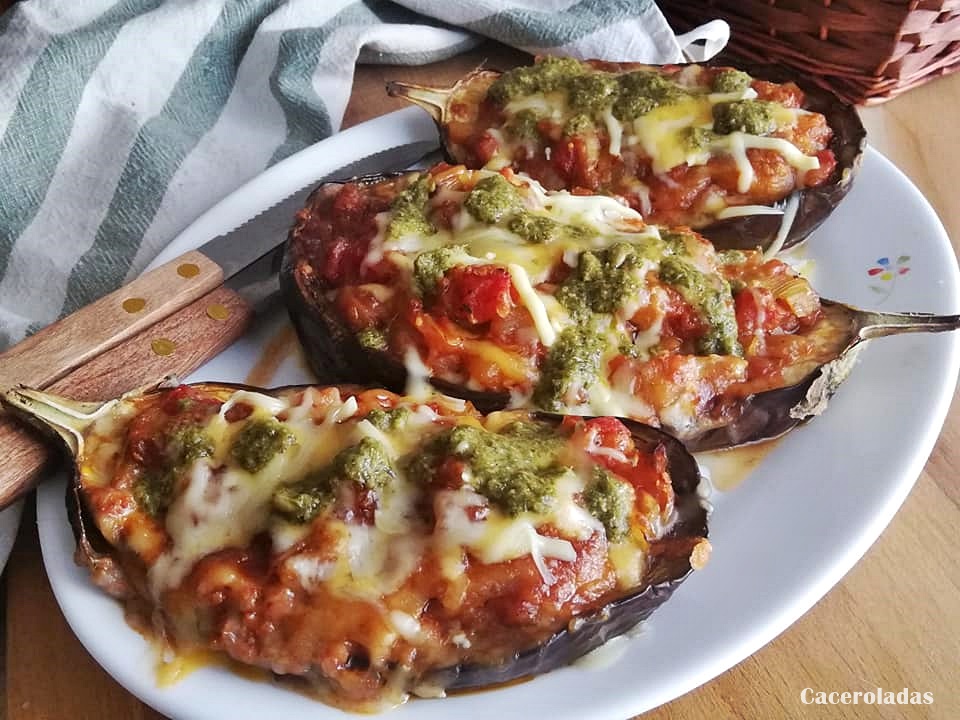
[664, 1, 960, 105]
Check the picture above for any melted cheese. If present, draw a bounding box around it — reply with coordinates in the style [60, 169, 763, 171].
[715, 204, 785, 219]
[632, 97, 713, 173]
[150, 390, 358, 595]
[507, 263, 556, 346]
[763, 190, 800, 260]
[727, 132, 753, 193]
[403, 348, 433, 400]
[136, 388, 659, 600]
[504, 91, 567, 120]
[492, 72, 818, 199]
[725, 132, 821, 188]
[602, 108, 623, 157]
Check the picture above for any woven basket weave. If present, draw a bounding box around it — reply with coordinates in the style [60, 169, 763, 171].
[664, 1, 960, 104]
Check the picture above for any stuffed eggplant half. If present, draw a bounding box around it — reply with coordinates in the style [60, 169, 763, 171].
[1, 381, 708, 711]
[283, 167, 960, 451]
[388, 57, 866, 252]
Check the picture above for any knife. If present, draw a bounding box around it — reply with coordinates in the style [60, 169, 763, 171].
[0, 139, 439, 395]
[0, 139, 439, 508]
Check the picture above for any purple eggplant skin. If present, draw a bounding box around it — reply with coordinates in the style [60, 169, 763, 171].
[2, 380, 709, 693]
[386, 62, 867, 253]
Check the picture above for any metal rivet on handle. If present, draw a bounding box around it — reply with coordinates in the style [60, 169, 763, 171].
[206, 303, 231, 321]
[177, 263, 200, 278]
[151, 338, 176, 356]
[121, 297, 146, 313]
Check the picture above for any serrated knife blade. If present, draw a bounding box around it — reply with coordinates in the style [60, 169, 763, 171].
[0, 139, 440, 396]
[202, 139, 439, 278]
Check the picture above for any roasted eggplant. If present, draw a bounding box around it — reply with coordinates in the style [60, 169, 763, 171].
[282, 167, 960, 452]
[387, 57, 866, 252]
[1, 380, 708, 709]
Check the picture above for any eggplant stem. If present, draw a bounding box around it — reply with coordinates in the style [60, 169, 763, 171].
[1, 387, 117, 456]
[385, 81, 448, 123]
[855, 310, 960, 340]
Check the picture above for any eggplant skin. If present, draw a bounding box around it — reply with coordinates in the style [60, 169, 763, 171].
[15, 381, 709, 698]
[391, 61, 866, 253]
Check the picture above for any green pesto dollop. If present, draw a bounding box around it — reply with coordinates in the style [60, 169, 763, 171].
[413, 245, 465, 296]
[563, 113, 594, 137]
[134, 424, 214, 518]
[683, 126, 717, 151]
[508, 212, 565, 244]
[357, 326, 388, 351]
[336, 437, 396, 490]
[272, 471, 336, 524]
[659, 230, 696, 256]
[712, 100, 776, 136]
[583, 467, 634, 542]
[613, 71, 689, 121]
[487, 55, 585, 104]
[464, 174, 523, 224]
[566, 72, 619, 114]
[533, 325, 606, 411]
[230, 418, 296, 474]
[273, 438, 396, 523]
[365, 406, 412, 432]
[658, 257, 742, 356]
[712, 69, 752, 94]
[718, 249, 749, 266]
[166, 425, 214, 466]
[387, 175, 435, 241]
[134, 469, 175, 518]
[505, 108, 541, 140]
[421, 422, 567, 516]
[556, 243, 652, 318]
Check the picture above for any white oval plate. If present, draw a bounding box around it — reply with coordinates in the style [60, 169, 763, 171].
[38, 108, 960, 720]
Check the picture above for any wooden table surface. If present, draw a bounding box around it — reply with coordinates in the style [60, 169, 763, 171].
[1, 22, 958, 720]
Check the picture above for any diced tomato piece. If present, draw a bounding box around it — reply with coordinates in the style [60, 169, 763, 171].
[334, 286, 392, 332]
[159, 385, 221, 417]
[318, 184, 381, 285]
[751, 79, 804, 108]
[224, 402, 254, 423]
[648, 165, 712, 216]
[431, 199, 461, 230]
[734, 287, 799, 340]
[570, 417, 673, 515]
[473, 132, 500, 165]
[435, 265, 515, 328]
[802, 149, 837, 188]
[791, 112, 834, 155]
[433, 457, 468, 490]
[576, 416, 636, 457]
[488, 305, 541, 356]
[331, 183, 369, 228]
[320, 235, 369, 285]
[551, 139, 577, 180]
[660, 285, 704, 343]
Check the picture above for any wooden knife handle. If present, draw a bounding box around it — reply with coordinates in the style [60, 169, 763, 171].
[0, 249, 223, 392]
[0, 284, 252, 509]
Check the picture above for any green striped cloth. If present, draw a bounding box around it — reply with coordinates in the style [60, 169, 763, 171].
[0, 0, 727, 350]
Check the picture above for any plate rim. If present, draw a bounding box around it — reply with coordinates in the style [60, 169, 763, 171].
[36, 123, 960, 720]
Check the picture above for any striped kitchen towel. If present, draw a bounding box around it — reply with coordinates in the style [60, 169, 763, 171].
[0, 0, 727, 350]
